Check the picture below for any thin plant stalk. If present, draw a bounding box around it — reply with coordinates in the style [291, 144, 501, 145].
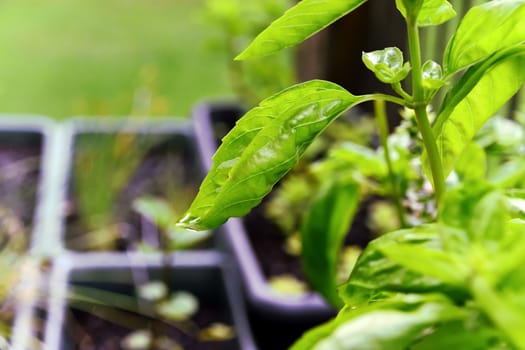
[374, 99, 407, 228]
[406, 15, 446, 205]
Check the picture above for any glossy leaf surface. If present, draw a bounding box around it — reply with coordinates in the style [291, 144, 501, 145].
[236, 0, 367, 59]
[378, 243, 468, 286]
[338, 225, 467, 306]
[362, 47, 411, 84]
[178, 80, 363, 230]
[444, 0, 525, 73]
[429, 46, 525, 177]
[396, 0, 455, 27]
[291, 294, 463, 350]
[421, 60, 445, 91]
[411, 320, 506, 350]
[301, 180, 359, 307]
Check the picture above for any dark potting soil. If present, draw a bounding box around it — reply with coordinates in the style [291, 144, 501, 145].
[0, 136, 41, 235]
[66, 299, 237, 350]
[243, 195, 375, 285]
[65, 133, 204, 252]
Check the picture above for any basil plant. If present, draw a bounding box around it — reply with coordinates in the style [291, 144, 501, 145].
[178, 0, 525, 348]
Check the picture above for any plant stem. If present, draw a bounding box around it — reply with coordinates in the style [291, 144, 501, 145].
[392, 82, 412, 101]
[406, 17, 446, 205]
[374, 99, 407, 228]
[361, 93, 407, 107]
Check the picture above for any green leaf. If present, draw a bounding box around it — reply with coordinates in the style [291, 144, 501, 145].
[444, 0, 525, 74]
[489, 159, 525, 189]
[429, 46, 525, 178]
[455, 143, 486, 183]
[362, 47, 411, 84]
[327, 142, 387, 177]
[133, 196, 211, 249]
[291, 294, 464, 350]
[338, 225, 467, 306]
[177, 80, 364, 230]
[396, 0, 456, 27]
[439, 182, 509, 244]
[133, 196, 175, 230]
[378, 243, 468, 287]
[121, 330, 153, 350]
[156, 291, 199, 322]
[138, 281, 168, 301]
[301, 180, 359, 307]
[439, 182, 491, 233]
[475, 116, 525, 152]
[236, 0, 368, 60]
[471, 275, 525, 349]
[505, 191, 525, 218]
[411, 320, 507, 350]
[421, 60, 445, 91]
[492, 218, 525, 284]
[166, 227, 211, 250]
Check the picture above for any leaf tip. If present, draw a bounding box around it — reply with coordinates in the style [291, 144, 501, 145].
[176, 213, 204, 231]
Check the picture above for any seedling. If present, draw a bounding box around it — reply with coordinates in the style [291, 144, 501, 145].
[121, 281, 234, 350]
[178, 0, 525, 347]
[133, 196, 210, 250]
[71, 131, 155, 250]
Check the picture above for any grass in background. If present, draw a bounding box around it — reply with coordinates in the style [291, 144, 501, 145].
[0, 0, 233, 119]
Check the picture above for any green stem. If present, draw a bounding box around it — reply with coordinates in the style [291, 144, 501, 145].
[406, 17, 446, 205]
[361, 93, 407, 107]
[392, 82, 412, 101]
[374, 99, 407, 228]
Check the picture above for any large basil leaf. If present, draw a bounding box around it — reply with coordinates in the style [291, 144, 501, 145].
[439, 181, 509, 244]
[396, 0, 456, 27]
[471, 275, 525, 349]
[301, 180, 359, 307]
[444, 0, 525, 74]
[177, 80, 364, 230]
[338, 225, 467, 306]
[291, 294, 464, 350]
[428, 46, 525, 178]
[411, 320, 507, 350]
[378, 243, 468, 287]
[236, 0, 367, 60]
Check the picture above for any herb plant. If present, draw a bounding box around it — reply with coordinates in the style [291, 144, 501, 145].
[71, 131, 154, 250]
[120, 281, 234, 349]
[178, 0, 525, 347]
[132, 196, 210, 250]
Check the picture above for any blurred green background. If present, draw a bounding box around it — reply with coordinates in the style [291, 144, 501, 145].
[0, 0, 233, 119]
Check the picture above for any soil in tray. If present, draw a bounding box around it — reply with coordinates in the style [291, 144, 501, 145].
[243, 195, 375, 287]
[0, 134, 41, 233]
[66, 298, 237, 350]
[65, 133, 203, 252]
